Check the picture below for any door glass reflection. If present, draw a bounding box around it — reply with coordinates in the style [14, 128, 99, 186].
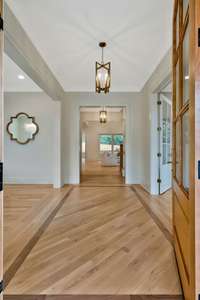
[182, 111, 189, 192]
[176, 120, 181, 183]
[183, 25, 189, 104]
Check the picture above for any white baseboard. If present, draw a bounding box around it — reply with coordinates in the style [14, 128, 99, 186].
[4, 177, 53, 185]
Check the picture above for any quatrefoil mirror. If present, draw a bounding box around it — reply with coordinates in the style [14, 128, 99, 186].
[7, 112, 39, 145]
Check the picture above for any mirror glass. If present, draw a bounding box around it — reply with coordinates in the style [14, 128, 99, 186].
[7, 113, 39, 144]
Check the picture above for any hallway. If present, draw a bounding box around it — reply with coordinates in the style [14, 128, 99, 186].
[81, 160, 124, 186]
[4, 184, 181, 296]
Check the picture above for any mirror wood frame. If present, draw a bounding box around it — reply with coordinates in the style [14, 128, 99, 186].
[6, 112, 39, 145]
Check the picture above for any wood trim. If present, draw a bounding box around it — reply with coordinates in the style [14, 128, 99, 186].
[173, 0, 177, 180]
[130, 186, 173, 245]
[0, 0, 3, 295]
[0, 0, 2, 18]
[190, 1, 200, 300]
[194, 0, 200, 296]
[174, 230, 190, 300]
[173, 101, 189, 122]
[174, 226, 190, 283]
[173, 179, 189, 219]
[173, 0, 179, 23]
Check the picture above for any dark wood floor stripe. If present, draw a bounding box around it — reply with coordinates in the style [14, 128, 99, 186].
[129, 186, 173, 245]
[4, 186, 74, 288]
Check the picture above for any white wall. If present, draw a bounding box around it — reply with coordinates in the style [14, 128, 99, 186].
[4, 92, 60, 185]
[61, 92, 146, 185]
[81, 112, 124, 161]
[4, 52, 172, 190]
[140, 48, 172, 193]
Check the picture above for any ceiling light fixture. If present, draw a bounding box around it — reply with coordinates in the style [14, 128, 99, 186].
[18, 74, 25, 80]
[185, 75, 189, 80]
[96, 42, 111, 94]
[99, 107, 107, 124]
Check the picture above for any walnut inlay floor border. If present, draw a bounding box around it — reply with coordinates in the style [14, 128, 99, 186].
[130, 186, 173, 245]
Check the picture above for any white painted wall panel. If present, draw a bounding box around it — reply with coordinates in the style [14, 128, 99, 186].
[4, 92, 57, 184]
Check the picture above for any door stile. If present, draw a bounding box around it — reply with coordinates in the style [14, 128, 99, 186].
[0, 0, 3, 299]
[190, 1, 200, 299]
[195, 0, 200, 296]
[173, 1, 200, 300]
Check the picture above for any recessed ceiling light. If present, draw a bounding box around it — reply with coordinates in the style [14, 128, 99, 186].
[18, 74, 25, 80]
[185, 75, 189, 80]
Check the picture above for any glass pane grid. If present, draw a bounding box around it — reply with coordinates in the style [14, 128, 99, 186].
[173, 0, 190, 197]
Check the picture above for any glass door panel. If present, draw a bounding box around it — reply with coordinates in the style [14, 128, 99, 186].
[176, 120, 181, 183]
[182, 110, 189, 192]
[172, 1, 199, 299]
[162, 101, 172, 165]
[183, 25, 189, 103]
[158, 86, 172, 194]
[176, 62, 180, 115]
[183, 0, 189, 18]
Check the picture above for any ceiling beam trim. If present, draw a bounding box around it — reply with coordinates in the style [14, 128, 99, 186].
[4, 3, 65, 101]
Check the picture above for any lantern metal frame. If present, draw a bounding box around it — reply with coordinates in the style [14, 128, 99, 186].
[99, 108, 107, 124]
[96, 42, 111, 94]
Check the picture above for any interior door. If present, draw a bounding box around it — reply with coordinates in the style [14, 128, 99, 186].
[172, 1, 200, 300]
[159, 92, 172, 193]
[0, 0, 3, 298]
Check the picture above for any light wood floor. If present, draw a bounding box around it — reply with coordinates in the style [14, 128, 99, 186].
[3, 296, 183, 300]
[4, 184, 181, 296]
[4, 184, 73, 286]
[81, 160, 124, 186]
[133, 186, 173, 235]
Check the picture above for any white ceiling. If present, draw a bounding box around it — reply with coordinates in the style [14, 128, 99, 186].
[5, 0, 173, 92]
[4, 54, 41, 92]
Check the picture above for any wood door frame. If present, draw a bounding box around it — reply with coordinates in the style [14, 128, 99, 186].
[172, 1, 200, 300]
[190, 0, 200, 298]
[0, 0, 3, 298]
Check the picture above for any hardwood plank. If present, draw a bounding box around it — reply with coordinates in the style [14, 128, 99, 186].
[80, 160, 124, 186]
[0, 0, 3, 296]
[193, 0, 200, 298]
[4, 296, 131, 300]
[4, 185, 73, 287]
[3, 296, 183, 300]
[132, 296, 182, 300]
[131, 186, 173, 244]
[4, 186, 181, 295]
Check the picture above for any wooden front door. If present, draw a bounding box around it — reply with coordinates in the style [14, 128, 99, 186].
[172, 1, 200, 300]
[0, 0, 3, 299]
